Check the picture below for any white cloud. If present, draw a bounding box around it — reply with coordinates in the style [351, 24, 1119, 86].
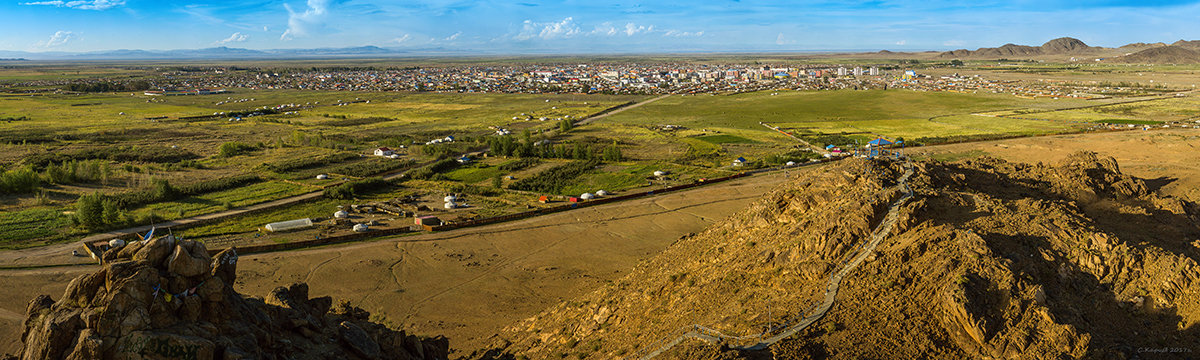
[281, 0, 330, 41]
[516, 17, 582, 40]
[21, 0, 123, 10]
[590, 22, 619, 36]
[394, 34, 411, 43]
[623, 23, 653, 36]
[664, 30, 703, 37]
[214, 32, 249, 46]
[38, 31, 75, 47]
[895, 40, 907, 45]
[444, 32, 461, 41]
[776, 33, 795, 45]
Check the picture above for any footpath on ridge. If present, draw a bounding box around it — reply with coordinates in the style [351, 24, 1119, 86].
[636, 158, 915, 359]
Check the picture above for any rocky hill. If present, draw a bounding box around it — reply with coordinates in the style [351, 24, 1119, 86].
[482, 152, 1200, 359]
[939, 37, 1096, 59]
[1112, 46, 1200, 64]
[4, 237, 449, 360]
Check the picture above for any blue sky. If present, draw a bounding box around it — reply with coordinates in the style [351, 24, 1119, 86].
[2, 0, 1200, 53]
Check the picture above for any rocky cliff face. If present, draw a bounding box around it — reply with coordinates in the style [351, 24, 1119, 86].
[5, 237, 449, 360]
[484, 152, 1200, 359]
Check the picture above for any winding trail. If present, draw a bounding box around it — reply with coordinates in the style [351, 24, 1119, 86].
[637, 159, 915, 359]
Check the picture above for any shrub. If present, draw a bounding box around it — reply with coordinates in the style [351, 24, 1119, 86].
[0, 166, 40, 194]
[218, 142, 258, 157]
[509, 160, 599, 194]
[324, 178, 393, 199]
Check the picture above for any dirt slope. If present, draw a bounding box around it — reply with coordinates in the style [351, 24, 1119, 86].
[487, 153, 1200, 359]
[1112, 46, 1200, 64]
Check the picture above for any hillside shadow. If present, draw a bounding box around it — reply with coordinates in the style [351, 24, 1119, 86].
[980, 232, 1200, 359]
[934, 163, 1200, 265]
[1142, 176, 1178, 194]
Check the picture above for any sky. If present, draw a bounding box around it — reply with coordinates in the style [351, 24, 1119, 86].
[2, 0, 1200, 54]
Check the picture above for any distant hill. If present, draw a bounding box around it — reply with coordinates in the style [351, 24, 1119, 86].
[1111, 45, 1200, 64]
[1172, 40, 1200, 50]
[939, 37, 1096, 58]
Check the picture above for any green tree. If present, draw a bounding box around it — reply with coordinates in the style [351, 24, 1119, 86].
[76, 192, 105, 229]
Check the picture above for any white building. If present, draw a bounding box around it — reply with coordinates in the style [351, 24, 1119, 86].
[374, 147, 394, 156]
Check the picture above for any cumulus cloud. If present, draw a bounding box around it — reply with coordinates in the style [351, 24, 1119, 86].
[38, 31, 75, 47]
[444, 32, 462, 41]
[516, 17, 581, 40]
[896, 40, 907, 45]
[281, 0, 330, 41]
[20, 0, 123, 10]
[623, 23, 653, 36]
[214, 32, 249, 46]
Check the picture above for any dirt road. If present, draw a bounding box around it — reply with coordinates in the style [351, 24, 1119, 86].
[0, 168, 797, 355]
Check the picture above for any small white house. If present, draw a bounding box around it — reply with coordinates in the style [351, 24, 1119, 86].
[334, 210, 349, 219]
[374, 147, 394, 156]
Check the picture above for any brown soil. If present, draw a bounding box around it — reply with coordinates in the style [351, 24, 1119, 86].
[918, 128, 1200, 202]
[491, 152, 1200, 359]
[0, 170, 793, 356]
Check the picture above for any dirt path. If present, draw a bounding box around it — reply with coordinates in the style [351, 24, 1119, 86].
[0, 170, 798, 356]
[575, 94, 670, 126]
[638, 159, 915, 359]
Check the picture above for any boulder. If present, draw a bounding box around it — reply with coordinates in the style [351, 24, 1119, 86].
[167, 242, 211, 278]
[132, 236, 175, 266]
[339, 321, 381, 359]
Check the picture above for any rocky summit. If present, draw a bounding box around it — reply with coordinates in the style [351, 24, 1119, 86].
[483, 152, 1200, 359]
[5, 237, 448, 360]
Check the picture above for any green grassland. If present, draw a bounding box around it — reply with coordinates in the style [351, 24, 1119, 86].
[603, 89, 1092, 144]
[0, 208, 74, 248]
[130, 181, 309, 220]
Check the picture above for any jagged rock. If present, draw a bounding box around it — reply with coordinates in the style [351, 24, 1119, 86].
[210, 248, 238, 285]
[167, 241, 211, 277]
[7, 237, 450, 360]
[339, 321, 382, 359]
[131, 236, 176, 266]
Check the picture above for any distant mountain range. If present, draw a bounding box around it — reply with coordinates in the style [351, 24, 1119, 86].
[0, 46, 476, 61]
[938, 37, 1200, 64]
[3, 38, 1200, 63]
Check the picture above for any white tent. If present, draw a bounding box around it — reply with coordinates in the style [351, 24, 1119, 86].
[596, 190, 609, 196]
[334, 210, 349, 219]
[580, 193, 594, 200]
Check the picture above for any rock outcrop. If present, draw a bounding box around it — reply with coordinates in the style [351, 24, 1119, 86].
[486, 152, 1200, 359]
[6, 237, 448, 360]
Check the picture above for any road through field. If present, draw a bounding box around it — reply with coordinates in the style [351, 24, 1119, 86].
[0, 167, 800, 355]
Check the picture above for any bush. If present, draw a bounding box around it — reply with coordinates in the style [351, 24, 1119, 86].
[510, 160, 599, 194]
[0, 166, 40, 194]
[498, 158, 540, 171]
[262, 152, 358, 173]
[218, 142, 258, 157]
[321, 158, 415, 178]
[23, 145, 198, 169]
[406, 158, 460, 180]
[324, 178, 393, 199]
